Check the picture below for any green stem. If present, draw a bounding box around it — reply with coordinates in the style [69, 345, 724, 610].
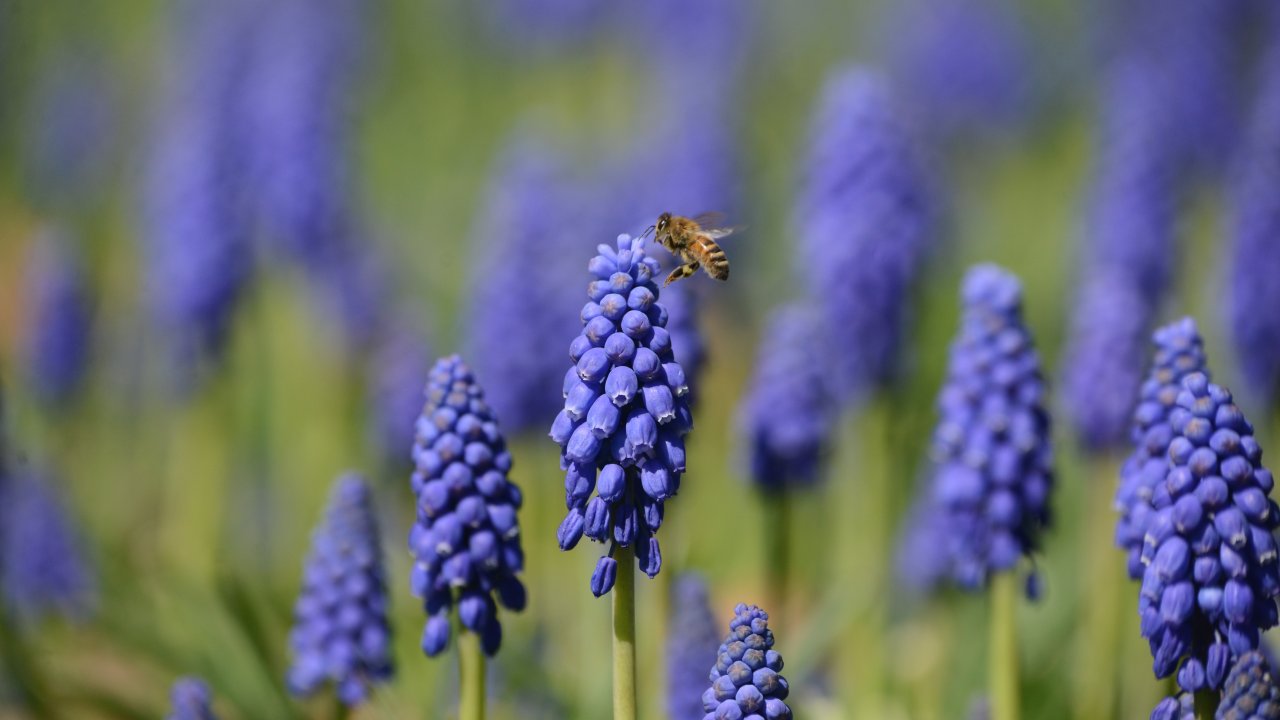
[612, 545, 638, 720]
[1193, 690, 1218, 719]
[459, 630, 486, 720]
[990, 572, 1020, 720]
[1072, 457, 1122, 720]
[762, 490, 790, 626]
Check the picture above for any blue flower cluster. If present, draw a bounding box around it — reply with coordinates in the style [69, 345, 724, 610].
[798, 66, 936, 403]
[1150, 693, 1194, 720]
[142, 0, 257, 382]
[287, 474, 392, 706]
[740, 304, 831, 491]
[24, 229, 91, 409]
[410, 356, 526, 657]
[1219, 651, 1280, 719]
[1115, 318, 1210, 580]
[927, 265, 1053, 591]
[550, 234, 693, 596]
[0, 470, 95, 622]
[667, 574, 721, 720]
[1229, 44, 1280, 405]
[167, 677, 218, 720]
[1137, 374, 1280, 691]
[1061, 267, 1154, 452]
[881, 0, 1032, 137]
[466, 135, 587, 434]
[702, 603, 791, 720]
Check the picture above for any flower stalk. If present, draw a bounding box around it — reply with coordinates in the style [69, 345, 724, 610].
[612, 544, 637, 720]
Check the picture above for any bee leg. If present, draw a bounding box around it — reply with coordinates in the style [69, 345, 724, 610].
[663, 261, 700, 287]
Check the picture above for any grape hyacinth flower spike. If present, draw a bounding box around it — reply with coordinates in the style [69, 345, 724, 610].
[1217, 651, 1280, 719]
[0, 470, 96, 622]
[24, 229, 91, 409]
[1136, 373, 1280, 700]
[702, 603, 792, 720]
[287, 474, 392, 706]
[667, 574, 720, 720]
[1115, 317, 1210, 580]
[167, 677, 218, 720]
[409, 355, 525, 718]
[550, 233, 694, 720]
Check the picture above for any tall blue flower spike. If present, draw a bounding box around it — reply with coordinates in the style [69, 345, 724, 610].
[928, 265, 1053, 592]
[550, 234, 694, 596]
[24, 228, 91, 408]
[701, 603, 792, 720]
[410, 356, 526, 657]
[1115, 318, 1210, 580]
[740, 304, 831, 491]
[667, 574, 720, 720]
[797, 66, 937, 404]
[1136, 374, 1280, 693]
[287, 474, 393, 705]
[0, 469, 95, 623]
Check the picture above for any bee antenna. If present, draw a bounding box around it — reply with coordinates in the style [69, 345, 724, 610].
[640, 224, 655, 239]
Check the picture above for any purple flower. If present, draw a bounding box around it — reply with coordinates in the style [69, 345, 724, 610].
[895, 486, 952, 595]
[483, 0, 612, 53]
[549, 235, 694, 595]
[927, 265, 1053, 592]
[1218, 650, 1280, 719]
[167, 677, 218, 720]
[410, 356, 525, 657]
[739, 304, 832, 490]
[1082, 59, 1177, 307]
[1149, 693, 1194, 720]
[288, 474, 393, 705]
[797, 66, 937, 404]
[630, 0, 756, 95]
[1061, 268, 1154, 451]
[142, 0, 257, 384]
[0, 469, 95, 622]
[23, 228, 91, 408]
[1136, 374, 1280, 691]
[1228, 42, 1280, 406]
[465, 135, 589, 434]
[366, 316, 432, 465]
[881, 0, 1033, 137]
[667, 574, 720, 720]
[701, 603, 791, 720]
[1115, 318, 1210, 580]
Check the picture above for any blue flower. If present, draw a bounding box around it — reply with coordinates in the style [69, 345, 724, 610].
[1061, 268, 1155, 451]
[1136, 374, 1280, 691]
[881, 0, 1032, 137]
[1218, 651, 1280, 719]
[0, 469, 95, 623]
[550, 234, 694, 595]
[1149, 693, 1194, 720]
[410, 356, 526, 657]
[23, 228, 91, 409]
[667, 574, 720, 720]
[288, 474, 393, 705]
[142, 0, 257, 384]
[739, 304, 832, 490]
[701, 603, 792, 720]
[1115, 318, 1210, 580]
[167, 677, 218, 720]
[466, 134, 589, 434]
[1228, 44, 1280, 405]
[927, 265, 1053, 592]
[797, 66, 937, 404]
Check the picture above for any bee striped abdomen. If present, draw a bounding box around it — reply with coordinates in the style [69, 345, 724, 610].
[696, 235, 730, 280]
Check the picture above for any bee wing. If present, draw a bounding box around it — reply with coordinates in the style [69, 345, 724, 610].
[689, 211, 728, 228]
[701, 225, 744, 240]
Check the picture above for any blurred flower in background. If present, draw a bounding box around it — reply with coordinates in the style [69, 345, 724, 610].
[1228, 36, 1280, 408]
[796, 66, 937, 406]
[880, 0, 1033, 140]
[365, 312, 434, 467]
[666, 573, 720, 720]
[0, 467, 95, 624]
[22, 227, 91, 410]
[140, 0, 258, 389]
[165, 677, 219, 720]
[287, 474, 393, 705]
[465, 132, 585, 435]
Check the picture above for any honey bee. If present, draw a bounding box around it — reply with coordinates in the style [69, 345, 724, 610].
[648, 212, 739, 287]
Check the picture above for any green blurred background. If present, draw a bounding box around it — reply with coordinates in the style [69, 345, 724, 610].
[0, 0, 1269, 718]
